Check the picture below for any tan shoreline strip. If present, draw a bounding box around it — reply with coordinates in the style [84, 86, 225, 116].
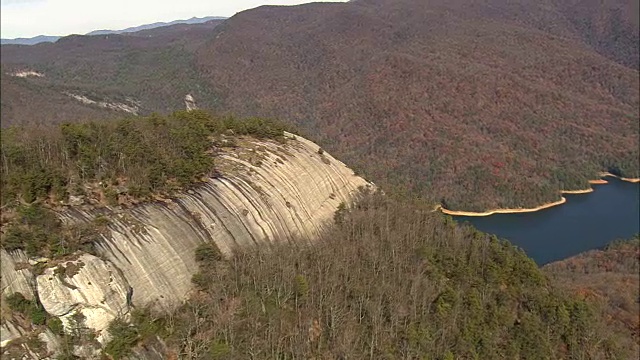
[436, 197, 567, 217]
[439, 172, 639, 217]
[560, 188, 594, 194]
[598, 172, 640, 183]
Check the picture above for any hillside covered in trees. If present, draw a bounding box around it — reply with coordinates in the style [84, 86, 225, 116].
[197, 0, 639, 211]
[543, 237, 640, 356]
[96, 193, 635, 359]
[1, 1, 638, 358]
[0, 114, 637, 358]
[0, 19, 223, 127]
[2, 0, 638, 212]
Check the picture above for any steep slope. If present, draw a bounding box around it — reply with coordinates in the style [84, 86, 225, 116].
[543, 238, 640, 355]
[0, 73, 123, 127]
[553, 0, 639, 69]
[3, 1, 636, 211]
[196, 0, 639, 212]
[355, 0, 639, 69]
[0, 130, 370, 355]
[1, 19, 223, 124]
[56, 132, 369, 310]
[151, 193, 631, 359]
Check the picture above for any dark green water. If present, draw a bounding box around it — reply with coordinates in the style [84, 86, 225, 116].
[455, 178, 640, 265]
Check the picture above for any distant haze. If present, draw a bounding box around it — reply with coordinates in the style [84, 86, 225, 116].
[0, 0, 346, 39]
[0, 16, 223, 45]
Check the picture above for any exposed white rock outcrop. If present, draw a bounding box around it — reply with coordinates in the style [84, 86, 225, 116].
[38, 329, 61, 357]
[36, 254, 130, 340]
[11, 70, 44, 78]
[64, 92, 139, 114]
[0, 320, 26, 348]
[190, 133, 369, 252]
[1, 249, 36, 300]
[2, 133, 369, 353]
[60, 134, 371, 311]
[91, 206, 209, 310]
[185, 94, 197, 111]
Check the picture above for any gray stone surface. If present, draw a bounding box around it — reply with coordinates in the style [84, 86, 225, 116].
[1, 249, 35, 300]
[36, 254, 130, 340]
[2, 134, 371, 337]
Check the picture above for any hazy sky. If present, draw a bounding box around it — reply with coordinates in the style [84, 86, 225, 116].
[1, 0, 345, 38]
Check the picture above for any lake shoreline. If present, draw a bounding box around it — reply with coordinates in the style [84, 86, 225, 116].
[438, 173, 638, 217]
[598, 172, 640, 183]
[436, 197, 567, 217]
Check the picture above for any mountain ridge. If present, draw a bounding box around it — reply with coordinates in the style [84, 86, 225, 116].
[1, 0, 638, 212]
[0, 16, 226, 45]
[195, 0, 639, 212]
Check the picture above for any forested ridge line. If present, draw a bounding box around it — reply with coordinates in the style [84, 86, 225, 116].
[97, 191, 634, 359]
[198, 0, 639, 213]
[0, 110, 290, 258]
[0, 111, 636, 359]
[543, 236, 640, 358]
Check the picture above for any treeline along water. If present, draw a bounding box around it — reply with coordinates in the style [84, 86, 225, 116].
[455, 178, 640, 265]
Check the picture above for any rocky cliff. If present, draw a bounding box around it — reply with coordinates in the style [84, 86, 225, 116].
[0, 133, 370, 357]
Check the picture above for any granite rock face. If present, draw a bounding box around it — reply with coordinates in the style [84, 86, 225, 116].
[1, 134, 370, 349]
[60, 134, 371, 310]
[1, 249, 36, 300]
[0, 320, 26, 348]
[36, 254, 130, 339]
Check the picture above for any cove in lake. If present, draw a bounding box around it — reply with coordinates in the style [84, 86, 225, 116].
[454, 178, 639, 265]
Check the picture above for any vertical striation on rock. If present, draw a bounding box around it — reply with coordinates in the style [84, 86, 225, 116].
[23, 134, 370, 316]
[36, 254, 130, 340]
[1, 249, 36, 300]
[0, 320, 27, 348]
[92, 205, 210, 310]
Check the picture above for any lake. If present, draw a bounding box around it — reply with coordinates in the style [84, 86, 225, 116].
[454, 178, 640, 265]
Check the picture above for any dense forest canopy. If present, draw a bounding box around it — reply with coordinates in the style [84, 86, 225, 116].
[0, 110, 636, 360]
[97, 192, 634, 359]
[0, 110, 289, 258]
[1, 0, 638, 211]
[196, 0, 639, 212]
[1, 1, 638, 357]
[543, 237, 640, 357]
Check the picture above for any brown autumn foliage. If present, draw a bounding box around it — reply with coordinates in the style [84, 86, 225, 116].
[2, 1, 637, 212]
[195, 0, 639, 211]
[0, 19, 223, 126]
[102, 192, 632, 359]
[543, 237, 640, 356]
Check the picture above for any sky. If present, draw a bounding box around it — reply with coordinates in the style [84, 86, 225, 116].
[1, 0, 346, 39]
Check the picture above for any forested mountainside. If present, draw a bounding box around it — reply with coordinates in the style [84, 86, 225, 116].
[0, 73, 123, 127]
[197, 0, 639, 211]
[0, 111, 370, 358]
[0, 99, 637, 358]
[0, 19, 223, 126]
[145, 194, 632, 359]
[352, 0, 639, 69]
[2, 178, 636, 358]
[2, 0, 637, 211]
[543, 237, 640, 356]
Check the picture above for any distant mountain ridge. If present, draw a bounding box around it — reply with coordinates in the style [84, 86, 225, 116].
[195, 0, 639, 212]
[0, 35, 60, 46]
[1, 0, 637, 213]
[0, 16, 225, 45]
[85, 16, 226, 35]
